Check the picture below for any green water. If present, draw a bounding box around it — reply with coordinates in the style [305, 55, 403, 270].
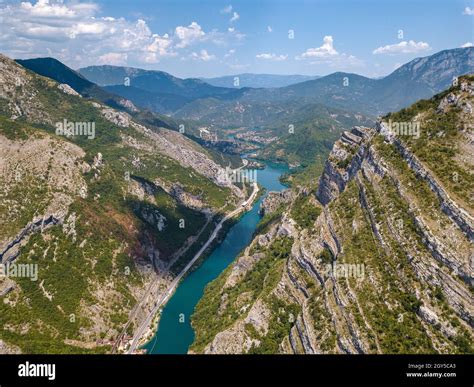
[144, 163, 288, 354]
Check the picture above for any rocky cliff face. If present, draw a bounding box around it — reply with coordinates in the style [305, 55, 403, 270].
[316, 126, 375, 205]
[190, 75, 474, 354]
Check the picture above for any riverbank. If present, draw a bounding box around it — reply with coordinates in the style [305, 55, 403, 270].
[143, 163, 288, 354]
[125, 182, 260, 353]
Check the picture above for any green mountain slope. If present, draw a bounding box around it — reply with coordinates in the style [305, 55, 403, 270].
[16, 58, 128, 111]
[190, 75, 474, 355]
[78, 65, 246, 106]
[256, 103, 374, 169]
[0, 53, 243, 354]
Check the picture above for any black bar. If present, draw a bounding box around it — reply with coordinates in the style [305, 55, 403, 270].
[0, 354, 470, 386]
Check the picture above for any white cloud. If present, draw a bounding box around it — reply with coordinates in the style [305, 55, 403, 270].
[147, 33, 173, 55]
[68, 22, 107, 38]
[0, 1, 245, 67]
[20, 0, 98, 18]
[341, 54, 364, 67]
[205, 26, 245, 46]
[144, 33, 177, 63]
[221, 5, 233, 14]
[373, 40, 431, 55]
[3, 0, 107, 42]
[296, 36, 338, 59]
[190, 49, 215, 61]
[230, 12, 239, 22]
[463, 7, 474, 15]
[461, 42, 473, 47]
[256, 53, 288, 61]
[224, 49, 236, 58]
[296, 36, 363, 69]
[98, 52, 128, 65]
[175, 22, 205, 48]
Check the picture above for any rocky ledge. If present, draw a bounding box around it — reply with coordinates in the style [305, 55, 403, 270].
[316, 126, 374, 205]
[259, 189, 295, 216]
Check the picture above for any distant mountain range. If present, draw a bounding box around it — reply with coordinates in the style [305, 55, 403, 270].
[77, 47, 474, 122]
[78, 65, 250, 114]
[200, 73, 319, 88]
[232, 47, 474, 116]
[16, 57, 179, 130]
[16, 48, 474, 172]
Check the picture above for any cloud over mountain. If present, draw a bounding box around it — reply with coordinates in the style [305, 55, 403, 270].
[297, 36, 338, 59]
[373, 40, 431, 55]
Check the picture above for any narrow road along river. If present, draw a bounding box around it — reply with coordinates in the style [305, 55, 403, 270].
[144, 162, 288, 354]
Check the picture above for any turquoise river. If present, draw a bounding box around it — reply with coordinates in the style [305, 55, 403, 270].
[144, 162, 288, 354]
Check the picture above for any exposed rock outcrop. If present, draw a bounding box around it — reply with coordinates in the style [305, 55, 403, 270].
[58, 83, 81, 97]
[191, 78, 474, 355]
[316, 126, 374, 205]
[259, 189, 295, 216]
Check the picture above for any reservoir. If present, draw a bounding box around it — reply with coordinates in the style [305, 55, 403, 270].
[144, 162, 288, 354]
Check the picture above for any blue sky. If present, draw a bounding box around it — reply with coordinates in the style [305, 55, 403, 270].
[0, 0, 472, 78]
